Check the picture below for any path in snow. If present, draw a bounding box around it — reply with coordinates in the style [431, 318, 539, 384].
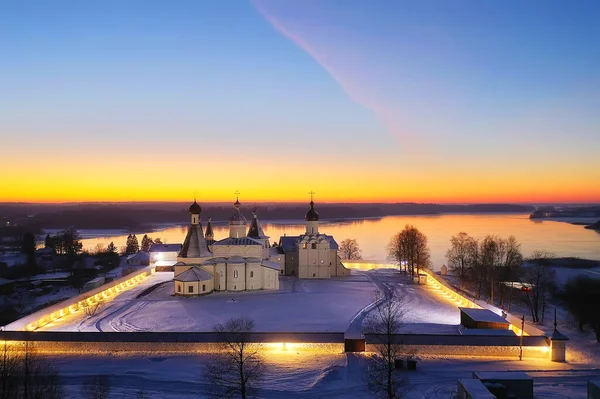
[40, 270, 460, 333]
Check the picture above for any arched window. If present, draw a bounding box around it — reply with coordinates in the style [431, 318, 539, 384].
[234, 270, 239, 278]
[177, 284, 181, 293]
[311, 243, 317, 249]
[250, 271, 254, 278]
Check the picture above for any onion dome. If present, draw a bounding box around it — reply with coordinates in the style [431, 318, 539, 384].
[229, 198, 247, 225]
[189, 200, 201, 214]
[305, 200, 319, 221]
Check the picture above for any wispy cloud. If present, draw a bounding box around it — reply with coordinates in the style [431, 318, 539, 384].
[251, 0, 411, 146]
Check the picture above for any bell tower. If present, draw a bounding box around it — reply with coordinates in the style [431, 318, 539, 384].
[305, 191, 319, 235]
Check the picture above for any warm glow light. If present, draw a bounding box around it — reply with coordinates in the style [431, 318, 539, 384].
[20, 269, 151, 332]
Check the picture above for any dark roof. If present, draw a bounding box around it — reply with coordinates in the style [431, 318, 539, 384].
[205, 218, 214, 238]
[247, 213, 268, 239]
[459, 308, 509, 324]
[213, 237, 263, 246]
[279, 234, 339, 251]
[189, 201, 201, 214]
[229, 209, 247, 225]
[305, 201, 319, 221]
[551, 329, 569, 341]
[179, 223, 212, 258]
[150, 244, 183, 253]
[229, 198, 247, 225]
[174, 267, 213, 282]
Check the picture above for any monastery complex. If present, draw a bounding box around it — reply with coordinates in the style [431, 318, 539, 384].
[173, 197, 350, 296]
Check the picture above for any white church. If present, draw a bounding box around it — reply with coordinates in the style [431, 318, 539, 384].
[172, 197, 349, 297]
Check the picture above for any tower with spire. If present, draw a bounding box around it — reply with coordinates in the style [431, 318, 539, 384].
[179, 199, 212, 259]
[205, 218, 214, 242]
[247, 208, 270, 248]
[305, 191, 319, 235]
[277, 191, 350, 279]
[228, 192, 247, 239]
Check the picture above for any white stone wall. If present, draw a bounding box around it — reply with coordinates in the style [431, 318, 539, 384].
[227, 264, 246, 291]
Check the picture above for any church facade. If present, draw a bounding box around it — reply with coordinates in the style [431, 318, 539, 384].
[172, 197, 349, 296]
[173, 198, 281, 297]
[278, 200, 350, 279]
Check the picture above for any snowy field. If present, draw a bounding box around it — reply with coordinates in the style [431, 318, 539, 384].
[50, 352, 599, 398]
[551, 266, 600, 286]
[40, 269, 460, 333]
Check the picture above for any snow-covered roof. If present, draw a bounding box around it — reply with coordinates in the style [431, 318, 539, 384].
[150, 244, 183, 253]
[127, 252, 150, 261]
[174, 267, 213, 282]
[459, 308, 509, 324]
[207, 257, 227, 263]
[460, 329, 516, 336]
[213, 237, 263, 246]
[180, 223, 212, 258]
[279, 234, 339, 251]
[550, 329, 569, 341]
[473, 371, 532, 381]
[261, 260, 281, 271]
[154, 260, 178, 267]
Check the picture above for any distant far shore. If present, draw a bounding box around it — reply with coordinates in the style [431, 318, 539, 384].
[0, 202, 534, 232]
[525, 257, 600, 269]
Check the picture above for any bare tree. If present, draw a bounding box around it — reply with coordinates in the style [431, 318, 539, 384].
[1, 341, 63, 399]
[338, 238, 363, 260]
[13, 289, 34, 316]
[363, 288, 409, 399]
[82, 301, 104, 318]
[477, 235, 499, 300]
[496, 236, 523, 310]
[81, 375, 110, 399]
[561, 276, 600, 341]
[522, 251, 556, 323]
[387, 225, 431, 282]
[446, 232, 478, 289]
[206, 317, 263, 398]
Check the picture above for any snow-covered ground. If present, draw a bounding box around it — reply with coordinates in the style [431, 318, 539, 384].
[551, 266, 600, 286]
[50, 352, 599, 398]
[40, 269, 460, 333]
[442, 272, 600, 368]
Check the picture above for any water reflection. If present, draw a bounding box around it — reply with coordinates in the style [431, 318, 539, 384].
[80, 213, 600, 270]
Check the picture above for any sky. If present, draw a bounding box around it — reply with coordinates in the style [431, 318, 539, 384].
[1, 0, 599, 204]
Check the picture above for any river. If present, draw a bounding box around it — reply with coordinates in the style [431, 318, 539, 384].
[76, 213, 600, 270]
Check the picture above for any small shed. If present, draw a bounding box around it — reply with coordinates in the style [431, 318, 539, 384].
[459, 308, 510, 330]
[457, 379, 496, 399]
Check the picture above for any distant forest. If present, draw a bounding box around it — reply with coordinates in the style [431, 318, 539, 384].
[0, 202, 535, 232]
